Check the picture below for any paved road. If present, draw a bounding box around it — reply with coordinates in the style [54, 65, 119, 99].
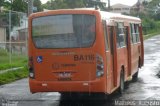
[1, 35, 160, 106]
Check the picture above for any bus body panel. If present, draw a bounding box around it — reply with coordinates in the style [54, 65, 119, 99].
[28, 9, 144, 94]
[29, 10, 108, 93]
[131, 43, 141, 75]
[29, 78, 106, 93]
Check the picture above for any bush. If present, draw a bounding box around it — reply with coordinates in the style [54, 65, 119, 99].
[142, 18, 160, 35]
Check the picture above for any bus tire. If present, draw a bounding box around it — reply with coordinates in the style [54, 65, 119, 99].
[119, 71, 125, 94]
[132, 69, 139, 81]
[132, 60, 140, 81]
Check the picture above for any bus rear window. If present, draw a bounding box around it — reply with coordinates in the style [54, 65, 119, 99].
[32, 14, 96, 48]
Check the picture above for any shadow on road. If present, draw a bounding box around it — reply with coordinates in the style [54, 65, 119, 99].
[57, 78, 145, 106]
[59, 100, 112, 106]
[58, 92, 122, 106]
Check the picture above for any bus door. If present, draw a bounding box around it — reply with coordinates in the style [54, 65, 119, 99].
[108, 26, 117, 89]
[103, 20, 117, 92]
[125, 26, 132, 76]
[130, 23, 140, 74]
[103, 21, 112, 92]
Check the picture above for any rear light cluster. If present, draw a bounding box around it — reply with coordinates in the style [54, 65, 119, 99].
[28, 56, 35, 79]
[96, 54, 104, 78]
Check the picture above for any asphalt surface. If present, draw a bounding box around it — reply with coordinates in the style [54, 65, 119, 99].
[1, 35, 160, 106]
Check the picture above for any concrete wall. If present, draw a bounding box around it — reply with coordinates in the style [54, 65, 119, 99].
[0, 27, 6, 42]
[0, 27, 6, 49]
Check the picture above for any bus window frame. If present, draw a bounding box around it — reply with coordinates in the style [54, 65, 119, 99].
[116, 22, 126, 48]
[130, 23, 140, 44]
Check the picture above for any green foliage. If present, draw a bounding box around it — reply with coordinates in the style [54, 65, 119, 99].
[42, 0, 106, 10]
[42, 0, 85, 9]
[0, 49, 27, 70]
[130, 0, 160, 35]
[1, 0, 43, 13]
[12, 0, 28, 12]
[0, 49, 8, 56]
[33, 0, 43, 12]
[145, 0, 160, 20]
[147, 0, 160, 8]
[0, 67, 28, 85]
[0, 49, 28, 85]
[142, 18, 160, 35]
[0, 0, 5, 7]
[144, 31, 160, 40]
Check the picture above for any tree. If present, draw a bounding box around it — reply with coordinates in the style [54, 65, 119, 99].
[146, 0, 160, 20]
[0, 0, 5, 7]
[42, 0, 107, 10]
[43, 0, 84, 9]
[12, 0, 27, 12]
[33, 0, 43, 12]
[64, 0, 85, 9]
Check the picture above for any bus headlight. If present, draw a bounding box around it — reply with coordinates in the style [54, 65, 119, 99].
[96, 54, 104, 78]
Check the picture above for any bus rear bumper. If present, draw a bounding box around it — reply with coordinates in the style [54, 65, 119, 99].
[29, 79, 108, 94]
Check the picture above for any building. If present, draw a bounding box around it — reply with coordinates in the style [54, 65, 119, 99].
[10, 14, 28, 54]
[110, 0, 148, 15]
[110, 3, 131, 14]
[0, 26, 6, 42]
[0, 25, 6, 49]
[131, 2, 145, 13]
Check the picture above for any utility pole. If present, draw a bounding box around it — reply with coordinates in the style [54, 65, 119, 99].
[28, 0, 33, 16]
[108, 0, 110, 11]
[137, 0, 140, 17]
[9, 10, 12, 64]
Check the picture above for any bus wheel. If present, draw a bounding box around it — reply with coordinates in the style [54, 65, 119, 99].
[132, 69, 139, 81]
[132, 59, 140, 81]
[119, 71, 125, 94]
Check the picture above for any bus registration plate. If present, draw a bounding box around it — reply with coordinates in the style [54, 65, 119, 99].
[59, 72, 71, 78]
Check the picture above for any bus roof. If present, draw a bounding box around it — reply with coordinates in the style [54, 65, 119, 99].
[100, 11, 141, 22]
[73, 8, 141, 22]
[30, 9, 141, 22]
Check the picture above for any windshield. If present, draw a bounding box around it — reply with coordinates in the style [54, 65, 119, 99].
[32, 14, 96, 49]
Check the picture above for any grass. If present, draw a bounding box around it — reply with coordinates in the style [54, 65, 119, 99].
[144, 31, 160, 40]
[0, 67, 28, 85]
[0, 49, 27, 70]
[0, 49, 28, 85]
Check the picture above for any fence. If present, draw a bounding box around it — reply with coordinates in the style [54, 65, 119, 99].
[0, 10, 28, 67]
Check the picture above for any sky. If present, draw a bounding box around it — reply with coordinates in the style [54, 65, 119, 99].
[40, 0, 138, 6]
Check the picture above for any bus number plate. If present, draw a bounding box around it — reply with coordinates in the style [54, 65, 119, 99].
[59, 72, 71, 78]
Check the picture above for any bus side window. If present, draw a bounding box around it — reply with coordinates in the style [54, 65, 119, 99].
[130, 23, 139, 43]
[135, 24, 140, 42]
[130, 23, 134, 44]
[117, 22, 126, 48]
[103, 20, 109, 51]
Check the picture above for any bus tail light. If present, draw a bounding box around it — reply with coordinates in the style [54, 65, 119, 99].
[96, 54, 104, 78]
[28, 56, 35, 79]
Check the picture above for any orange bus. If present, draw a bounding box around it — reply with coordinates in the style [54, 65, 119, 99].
[28, 9, 144, 95]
